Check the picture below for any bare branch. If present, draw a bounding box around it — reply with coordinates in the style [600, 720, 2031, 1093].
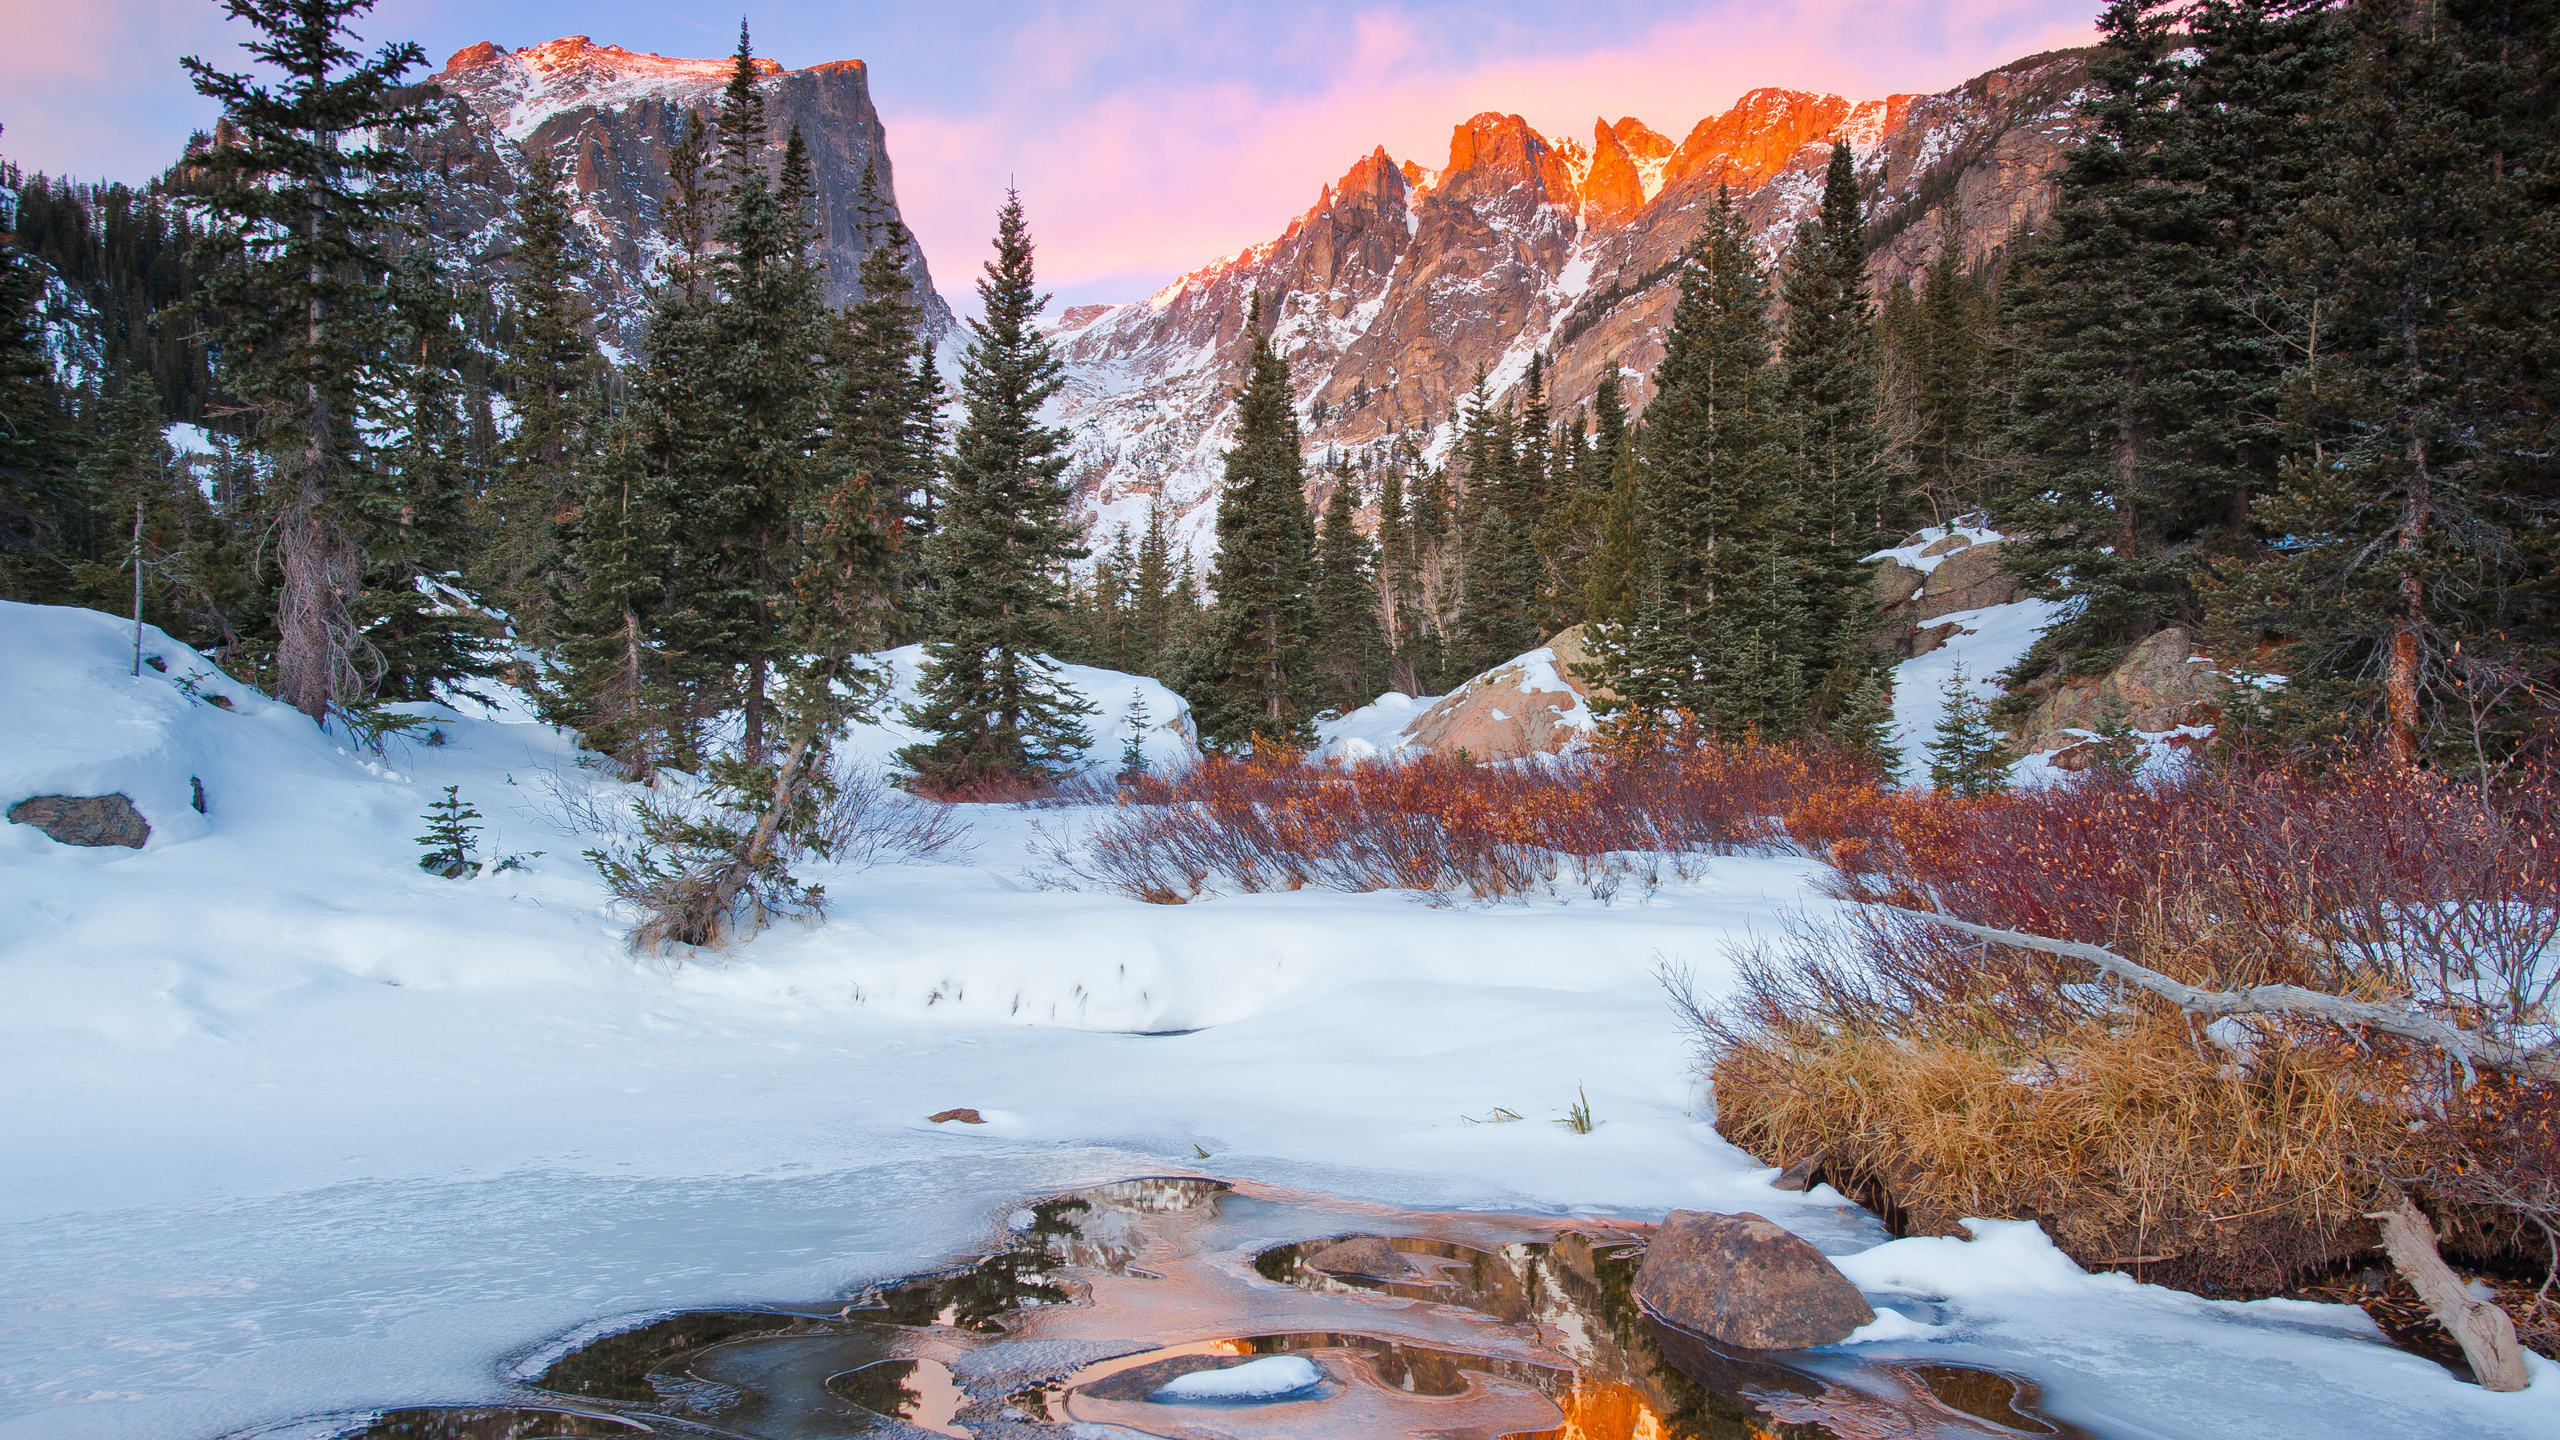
[1883, 907, 2560, 1083]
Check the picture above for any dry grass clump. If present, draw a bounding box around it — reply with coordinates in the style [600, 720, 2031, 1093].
[1079, 733, 1888, 901]
[1692, 911, 2433, 1295]
[1692, 759, 2560, 1326]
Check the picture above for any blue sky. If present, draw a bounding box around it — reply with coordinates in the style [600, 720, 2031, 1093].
[1, 1, 2101, 308]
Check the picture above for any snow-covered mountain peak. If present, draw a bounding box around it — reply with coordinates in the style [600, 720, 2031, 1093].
[438, 36, 791, 144]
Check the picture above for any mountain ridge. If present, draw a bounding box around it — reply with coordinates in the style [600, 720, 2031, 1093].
[1048, 50, 2093, 558]
[410, 35, 954, 356]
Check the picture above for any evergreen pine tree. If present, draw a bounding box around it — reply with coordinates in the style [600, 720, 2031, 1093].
[826, 162, 942, 646]
[2210, 0, 2558, 768]
[1830, 668, 1903, 782]
[1131, 493, 1182, 671]
[899, 190, 1094, 786]
[1455, 380, 1541, 670]
[481, 150, 599, 642]
[0, 241, 83, 601]
[183, 0, 445, 721]
[1995, 0, 2331, 702]
[1778, 141, 1889, 706]
[1117, 688, 1152, 780]
[1926, 665, 2008, 796]
[1310, 476, 1387, 713]
[1184, 296, 1320, 749]
[1591, 189, 1800, 739]
[68, 378, 195, 635]
[416, 785, 481, 878]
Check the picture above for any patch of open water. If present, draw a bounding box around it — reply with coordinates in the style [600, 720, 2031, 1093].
[239, 1177, 2086, 1439]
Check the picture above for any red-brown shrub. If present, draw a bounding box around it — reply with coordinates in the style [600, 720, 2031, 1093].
[1081, 735, 1890, 902]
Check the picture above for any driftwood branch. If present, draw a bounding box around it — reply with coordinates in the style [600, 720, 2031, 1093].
[1884, 907, 2560, 1084]
[2370, 1188, 2531, 1391]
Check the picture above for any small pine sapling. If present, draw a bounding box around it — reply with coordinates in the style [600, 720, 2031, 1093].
[1117, 689, 1152, 781]
[417, 786, 482, 878]
[2085, 691, 2143, 779]
[1829, 668, 1903, 783]
[1926, 664, 2008, 797]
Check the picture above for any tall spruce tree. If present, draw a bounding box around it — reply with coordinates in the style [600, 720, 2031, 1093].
[1455, 379, 1541, 670]
[481, 151, 599, 641]
[1310, 476, 1388, 713]
[1591, 189, 1802, 738]
[1994, 0, 2331, 703]
[184, 0, 445, 722]
[678, 34, 835, 765]
[544, 114, 712, 771]
[827, 164, 942, 646]
[2211, 0, 2559, 768]
[1185, 296, 1320, 749]
[898, 190, 1093, 786]
[0, 240, 82, 601]
[363, 258, 496, 703]
[1778, 141, 1889, 705]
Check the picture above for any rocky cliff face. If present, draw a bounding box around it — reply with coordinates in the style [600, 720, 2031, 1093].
[405, 37, 952, 354]
[1052, 49, 2092, 556]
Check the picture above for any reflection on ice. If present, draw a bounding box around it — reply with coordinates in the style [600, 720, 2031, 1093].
[281, 1174, 2084, 1439]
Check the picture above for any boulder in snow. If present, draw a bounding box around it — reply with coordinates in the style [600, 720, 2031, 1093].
[1302, 1235, 1413, 1280]
[2019, 625, 2229, 762]
[1911, 541, 2021, 622]
[8, 793, 150, 849]
[1634, 1209, 1875, 1349]
[1400, 626, 1608, 762]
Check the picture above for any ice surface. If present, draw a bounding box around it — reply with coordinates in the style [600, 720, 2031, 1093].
[1148, 1354, 1322, 1401]
[3, 599, 2555, 1439]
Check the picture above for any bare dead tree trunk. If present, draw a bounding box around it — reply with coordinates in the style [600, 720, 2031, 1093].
[1887, 908, 2560, 1082]
[2386, 430, 2431, 770]
[2370, 1189, 2530, 1391]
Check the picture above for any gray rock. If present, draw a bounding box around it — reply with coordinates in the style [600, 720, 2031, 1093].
[1302, 1235, 1413, 1280]
[1912, 542, 2021, 622]
[8, 793, 151, 849]
[1634, 1209, 1875, 1349]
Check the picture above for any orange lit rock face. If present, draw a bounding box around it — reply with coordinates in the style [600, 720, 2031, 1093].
[1050, 49, 2094, 558]
[1581, 120, 1648, 224]
[1663, 87, 1854, 193]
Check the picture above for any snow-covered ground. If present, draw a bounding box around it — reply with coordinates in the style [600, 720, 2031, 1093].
[4, 599, 2553, 1439]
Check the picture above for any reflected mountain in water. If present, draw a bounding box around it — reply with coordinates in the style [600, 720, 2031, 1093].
[256, 1176, 2083, 1439]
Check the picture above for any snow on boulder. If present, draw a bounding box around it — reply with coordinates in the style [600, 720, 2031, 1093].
[1326, 626, 1607, 765]
[0, 600, 284, 852]
[1403, 625, 1606, 762]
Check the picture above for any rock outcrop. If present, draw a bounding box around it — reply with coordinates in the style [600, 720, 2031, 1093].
[403, 37, 952, 353]
[2018, 626, 2231, 764]
[1633, 1210, 1875, 1350]
[1397, 626, 1606, 762]
[8, 793, 151, 848]
[1052, 51, 2094, 558]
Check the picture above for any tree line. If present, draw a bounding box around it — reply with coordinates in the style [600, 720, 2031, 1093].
[1059, 0, 2556, 773]
[3, 0, 2553, 797]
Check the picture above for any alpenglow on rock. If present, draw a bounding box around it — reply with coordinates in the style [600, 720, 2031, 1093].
[1049, 52, 2095, 564]
[407, 37, 954, 354]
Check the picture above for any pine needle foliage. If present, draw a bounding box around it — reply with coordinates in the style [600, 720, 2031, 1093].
[183, 0, 450, 723]
[899, 189, 1094, 789]
[1186, 296, 1320, 751]
[416, 785, 481, 877]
